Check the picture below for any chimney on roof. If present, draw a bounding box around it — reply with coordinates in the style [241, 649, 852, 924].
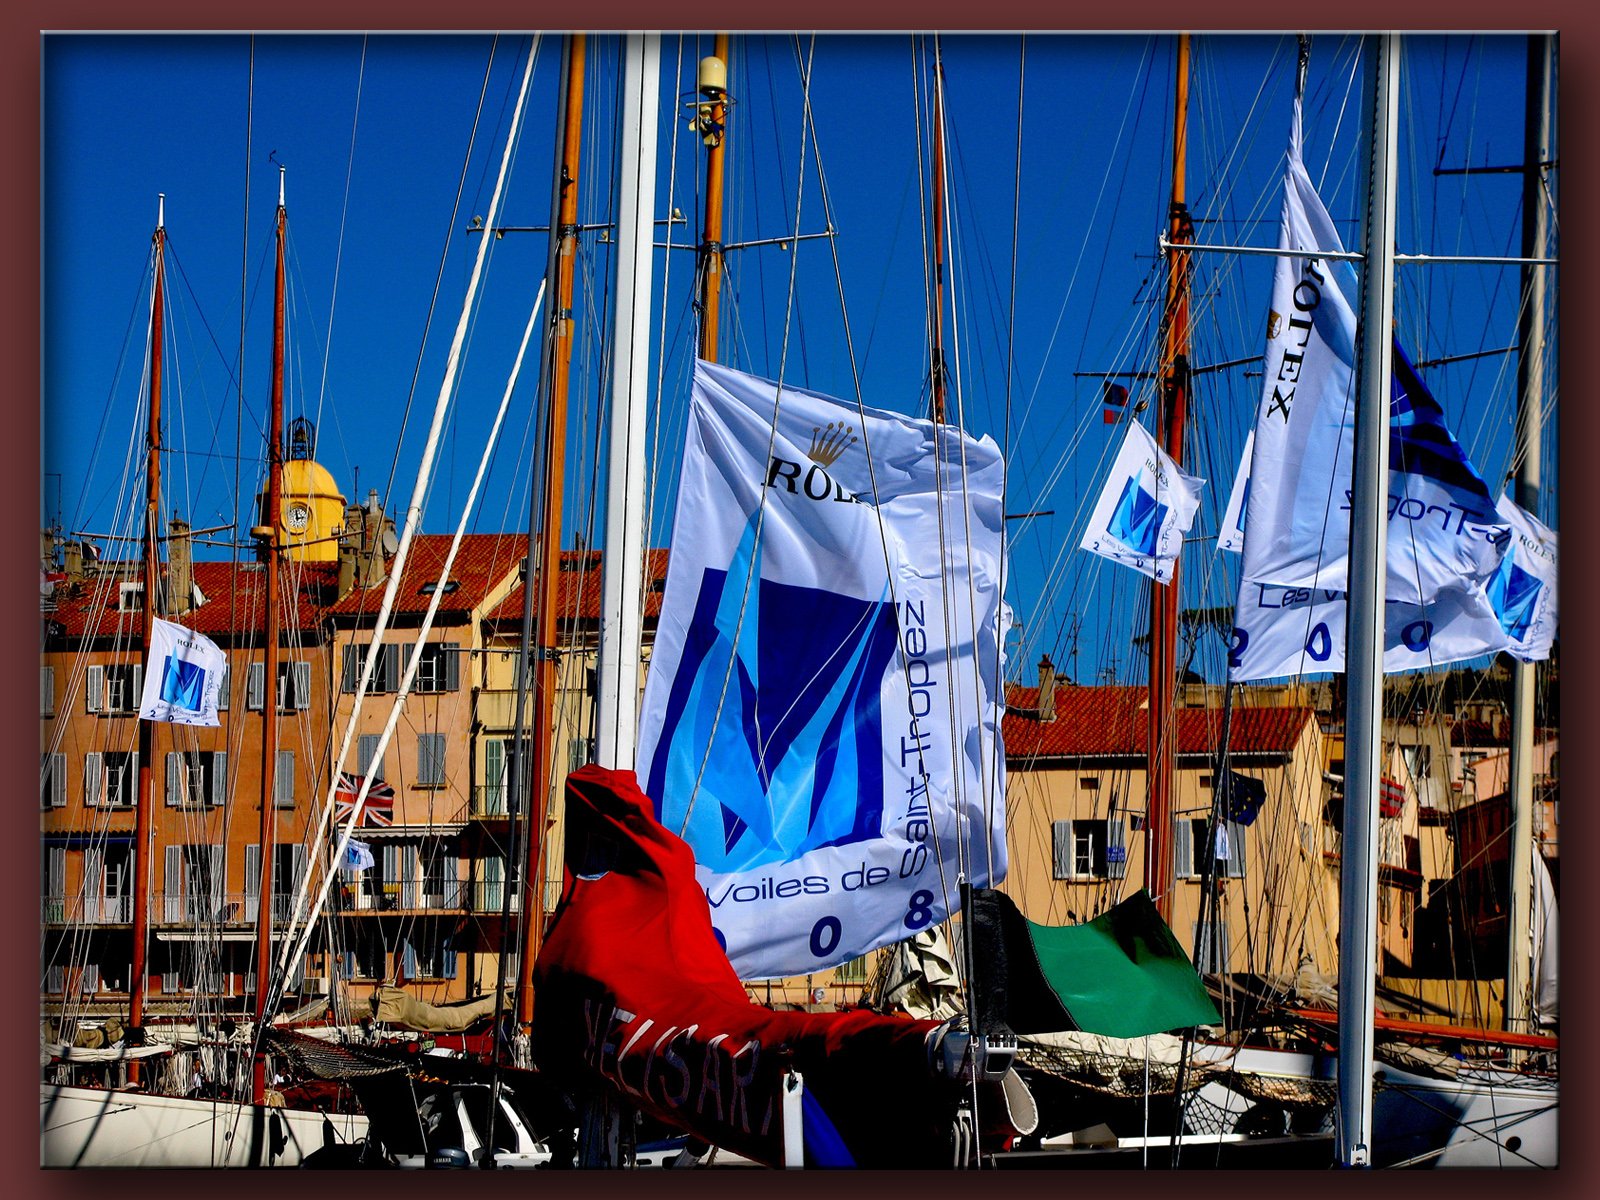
[337, 491, 390, 596]
[63, 541, 84, 582]
[167, 516, 192, 616]
[1038, 654, 1057, 722]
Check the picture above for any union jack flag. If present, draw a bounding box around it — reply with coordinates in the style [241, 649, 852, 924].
[335, 771, 395, 827]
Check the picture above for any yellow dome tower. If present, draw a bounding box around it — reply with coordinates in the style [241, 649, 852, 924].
[270, 417, 345, 563]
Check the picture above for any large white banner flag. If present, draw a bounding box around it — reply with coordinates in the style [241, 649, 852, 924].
[1240, 94, 1508, 605]
[1490, 493, 1558, 662]
[1229, 581, 1509, 681]
[1079, 419, 1203, 584]
[139, 618, 228, 726]
[637, 359, 1009, 980]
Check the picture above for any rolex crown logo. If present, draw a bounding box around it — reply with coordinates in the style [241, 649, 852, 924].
[807, 421, 858, 468]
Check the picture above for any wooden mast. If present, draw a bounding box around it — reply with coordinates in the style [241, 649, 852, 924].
[516, 32, 586, 1031]
[929, 41, 949, 425]
[698, 33, 730, 360]
[251, 168, 288, 1102]
[1146, 33, 1191, 923]
[128, 196, 166, 1084]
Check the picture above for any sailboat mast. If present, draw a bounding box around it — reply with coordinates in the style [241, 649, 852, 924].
[595, 33, 661, 770]
[251, 168, 287, 1103]
[1504, 31, 1554, 1036]
[929, 42, 949, 425]
[1337, 31, 1401, 1169]
[128, 196, 166, 1077]
[1145, 32, 1191, 923]
[698, 34, 729, 360]
[517, 32, 586, 1030]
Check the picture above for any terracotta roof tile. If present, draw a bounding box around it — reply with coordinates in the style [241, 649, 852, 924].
[1002, 683, 1313, 760]
[326, 533, 524, 619]
[484, 548, 670, 627]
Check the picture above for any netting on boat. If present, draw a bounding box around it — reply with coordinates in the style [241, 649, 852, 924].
[263, 1028, 408, 1080]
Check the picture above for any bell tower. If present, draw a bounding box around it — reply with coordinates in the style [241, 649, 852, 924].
[259, 417, 345, 563]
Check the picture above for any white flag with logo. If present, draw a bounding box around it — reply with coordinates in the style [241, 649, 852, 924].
[1229, 581, 1509, 681]
[139, 618, 228, 726]
[637, 359, 1009, 980]
[1239, 93, 1508, 604]
[1079, 419, 1203, 584]
[340, 839, 375, 874]
[1489, 493, 1557, 662]
[1218, 429, 1253, 554]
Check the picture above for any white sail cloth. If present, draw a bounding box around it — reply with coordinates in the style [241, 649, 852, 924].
[638, 359, 1008, 980]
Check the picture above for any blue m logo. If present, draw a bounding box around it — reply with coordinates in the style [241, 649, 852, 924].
[1108, 477, 1168, 559]
[645, 535, 899, 874]
[1489, 556, 1543, 643]
[158, 656, 208, 710]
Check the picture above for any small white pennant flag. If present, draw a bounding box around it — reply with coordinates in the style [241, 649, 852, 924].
[340, 839, 375, 874]
[1218, 429, 1253, 554]
[1490, 493, 1558, 662]
[138, 619, 228, 726]
[1080, 420, 1204, 584]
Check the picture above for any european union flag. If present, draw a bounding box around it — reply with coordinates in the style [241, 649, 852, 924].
[1223, 770, 1266, 826]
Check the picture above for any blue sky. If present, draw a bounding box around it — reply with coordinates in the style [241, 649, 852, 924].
[40, 32, 1550, 684]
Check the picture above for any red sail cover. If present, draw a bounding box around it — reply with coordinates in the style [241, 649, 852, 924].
[533, 765, 956, 1167]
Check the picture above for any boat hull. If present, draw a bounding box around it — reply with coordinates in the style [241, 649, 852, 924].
[40, 1084, 369, 1168]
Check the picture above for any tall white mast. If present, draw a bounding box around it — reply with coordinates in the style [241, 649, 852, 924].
[1504, 31, 1554, 1036]
[595, 33, 662, 769]
[1337, 30, 1400, 1170]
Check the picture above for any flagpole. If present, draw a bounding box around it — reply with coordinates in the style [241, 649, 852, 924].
[128, 196, 166, 1085]
[250, 167, 287, 1104]
[1337, 31, 1400, 1169]
[1504, 31, 1554, 1037]
[1145, 31, 1191, 924]
[698, 33, 729, 360]
[516, 31, 586, 1033]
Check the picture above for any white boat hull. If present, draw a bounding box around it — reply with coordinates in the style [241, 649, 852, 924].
[40, 1084, 369, 1168]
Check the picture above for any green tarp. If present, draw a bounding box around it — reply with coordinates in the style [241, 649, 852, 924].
[968, 887, 1221, 1039]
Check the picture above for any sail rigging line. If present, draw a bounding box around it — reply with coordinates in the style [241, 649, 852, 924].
[356, 36, 511, 591]
[309, 35, 367, 431]
[268, 37, 539, 999]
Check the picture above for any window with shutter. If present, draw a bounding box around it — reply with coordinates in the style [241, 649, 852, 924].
[293, 660, 311, 709]
[217, 665, 230, 710]
[84, 848, 105, 922]
[165, 752, 183, 806]
[1174, 818, 1192, 879]
[244, 844, 261, 921]
[247, 663, 265, 710]
[83, 752, 102, 808]
[41, 753, 66, 809]
[1051, 820, 1072, 880]
[342, 645, 359, 693]
[41, 666, 55, 717]
[275, 750, 294, 807]
[418, 733, 446, 786]
[1107, 818, 1128, 880]
[86, 665, 104, 713]
[358, 734, 384, 780]
[164, 845, 184, 922]
[211, 751, 228, 806]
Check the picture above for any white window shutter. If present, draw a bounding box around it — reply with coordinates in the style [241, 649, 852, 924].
[211, 751, 228, 806]
[84, 848, 104, 921]
[49, 753, 66, 808]
[444, 643, 460, 691]
[247, 663, 265, 710]
[276, 750, 294, 806]
[293, 660, 311, 710]
[1174, 818, 1192, 879]
[164, 845, 184, 922]
[244, 844, 261, 919]
[217, 665, 230, 710]
[86, 665, 104, 713]
[131, 665, 143, 706]
[84, 752, 102, 807]
[1051, 819, 1072, 880]
[166, 752, 183, 806]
